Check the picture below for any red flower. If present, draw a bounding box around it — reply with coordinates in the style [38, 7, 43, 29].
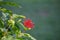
[23, 19, 34, 29]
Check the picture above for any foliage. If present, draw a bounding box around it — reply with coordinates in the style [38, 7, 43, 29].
[0, 1, 36, 40]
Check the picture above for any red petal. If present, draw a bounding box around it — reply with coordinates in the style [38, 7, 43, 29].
[23, 19, 34, 29]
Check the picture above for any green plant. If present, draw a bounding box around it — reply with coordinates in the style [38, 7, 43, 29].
[0, 1, 36, 40]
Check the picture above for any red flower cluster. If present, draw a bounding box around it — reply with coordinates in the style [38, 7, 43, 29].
[23, 19, 34, 29]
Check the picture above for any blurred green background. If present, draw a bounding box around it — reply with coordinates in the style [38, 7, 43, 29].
[3, 0, 60, 40]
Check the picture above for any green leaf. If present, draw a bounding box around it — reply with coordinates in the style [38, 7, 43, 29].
[24, 33, 36, 40]
[19, 23, 28, 31]
[13, 14, 26, 19]
[0, 7, 12, 16]
[0, 1, 21, 8]
[8, 19, 15, 28]
[0, 18, 4, 28]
